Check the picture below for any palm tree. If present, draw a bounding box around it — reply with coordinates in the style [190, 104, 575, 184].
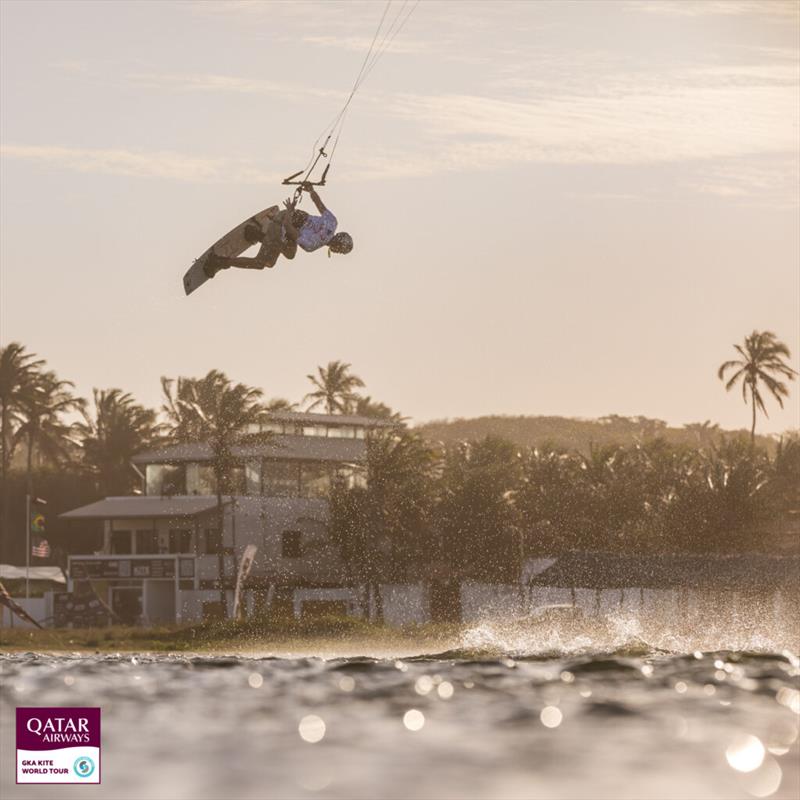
[352, 395, 405, 423]
[329, 430, 436, 615]
[14, 370, 83, 503]
[718, 331, 797, 444]
[265, 397, 297, 413]
[304, 361, 365, 414]
[75, 389, 160, 496]
[0, 343, 45, 475]
[683, 420, 720, 448]
[161, 371, 267, 613]
[161, 376, 207, 443]
[435, 436, 522, 582]
[0, 343, 45, 543]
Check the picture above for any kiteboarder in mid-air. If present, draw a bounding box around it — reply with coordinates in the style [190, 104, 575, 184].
[203, 186, 353, 279]
[182, 0, 420, 295]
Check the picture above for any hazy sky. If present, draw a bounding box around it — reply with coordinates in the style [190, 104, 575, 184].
[1, 0, 798, 433]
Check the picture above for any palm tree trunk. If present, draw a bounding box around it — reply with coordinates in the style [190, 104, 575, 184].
[216, 483, 226, 616]
[25, 430, 35, 590]
[1, 401, 7, 479]
[750, 386, 757, 446]
[0, 400, 9, 554]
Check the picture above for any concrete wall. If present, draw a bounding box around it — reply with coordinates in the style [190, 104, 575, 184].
[381, 584, 429, 626]
[178, 589, 231, 623]
[293, 587, 360, 619]
[144, 581, 176, 624]
[229, 496, 344, 584]
[0, 595, 51, 629]
[102, 496, 347, 586]
[460, 582, 527, 622]
[460, 583, 699, 622]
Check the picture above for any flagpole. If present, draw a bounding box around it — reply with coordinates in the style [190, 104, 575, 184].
[26, 493, 31, 600]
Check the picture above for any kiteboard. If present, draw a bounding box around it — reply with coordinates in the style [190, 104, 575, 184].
[183, 205, 280, 296]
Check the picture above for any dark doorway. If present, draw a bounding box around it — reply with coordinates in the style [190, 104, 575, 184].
[112, 587, 142, 625]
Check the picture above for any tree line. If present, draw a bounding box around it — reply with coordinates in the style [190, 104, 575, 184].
[0, 331, 796, 578]
[330, 430, 799, 589]
[0, 345, 391, 565]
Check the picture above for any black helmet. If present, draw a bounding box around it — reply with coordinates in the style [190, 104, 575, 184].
[329, 232, 353, 254]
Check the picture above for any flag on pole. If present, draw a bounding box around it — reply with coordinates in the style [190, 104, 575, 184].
[32, 539, 51, 558]
[30, 499, 50, 558]
[31, 503, 46, 535]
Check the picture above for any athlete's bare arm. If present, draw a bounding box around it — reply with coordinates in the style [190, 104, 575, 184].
[306, 186, 327, 215]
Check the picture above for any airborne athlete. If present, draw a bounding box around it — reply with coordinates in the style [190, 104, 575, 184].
[182, 1, 417, 296]
[204, 186, 353, 279]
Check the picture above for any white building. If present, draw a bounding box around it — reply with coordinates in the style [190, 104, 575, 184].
[60, 411, 394, 625]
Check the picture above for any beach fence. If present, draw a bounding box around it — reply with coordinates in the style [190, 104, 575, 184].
[454, 553, 799, 626]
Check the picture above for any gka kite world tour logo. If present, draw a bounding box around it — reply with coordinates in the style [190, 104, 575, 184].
[16, 707, 101, 784]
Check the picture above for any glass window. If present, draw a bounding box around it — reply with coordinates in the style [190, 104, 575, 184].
[334, 464, 367, 490]
[326, 426, 349, 438]
[136, 530, 158, 554]
[300, 463, 332, 498]
[281, 531, 302, 558]
[245, 460, 262, 495]
[111, 530, 132, 554]
[186, 463, 216, 495]
[354, 427, 366, 440]
[202, 528, 222, 555]
[263, 461, 299, 497]
[302, 425, 327, 437]
[146, 464, 186, 496]
[261, 423, 285, 435]
[169, 529, 193, 554]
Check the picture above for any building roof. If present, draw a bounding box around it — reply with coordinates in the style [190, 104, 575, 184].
[0, 565, 66, 583]
[528, 551, 800, 589]
[60, 496, 225, 520]
[132, 434, 367, 465]
[268, 410, 396, 428]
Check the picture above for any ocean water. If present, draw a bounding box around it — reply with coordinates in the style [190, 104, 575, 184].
[1, 615, 798, 800]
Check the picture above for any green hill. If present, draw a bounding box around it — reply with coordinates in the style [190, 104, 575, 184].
[414, 414, 783, 453]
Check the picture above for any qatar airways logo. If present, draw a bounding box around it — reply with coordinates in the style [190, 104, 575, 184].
[25, 716, 91, 744]
[17, 707, 101, 784]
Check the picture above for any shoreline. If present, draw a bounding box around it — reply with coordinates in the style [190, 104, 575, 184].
[0, 619, 464, 658]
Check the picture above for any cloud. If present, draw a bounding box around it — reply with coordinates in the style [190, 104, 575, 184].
[689, 158, 800, 206]
[127, 72, 343, 102]
[4, 57, 797, 203]
[301, 34, 424, 55]
[188, 0, 392, 32]
[378, 81, 797, 167]
[329, 58, 799, 201]
[0, 143, 279, 184]
[626, 0, 799, 19]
